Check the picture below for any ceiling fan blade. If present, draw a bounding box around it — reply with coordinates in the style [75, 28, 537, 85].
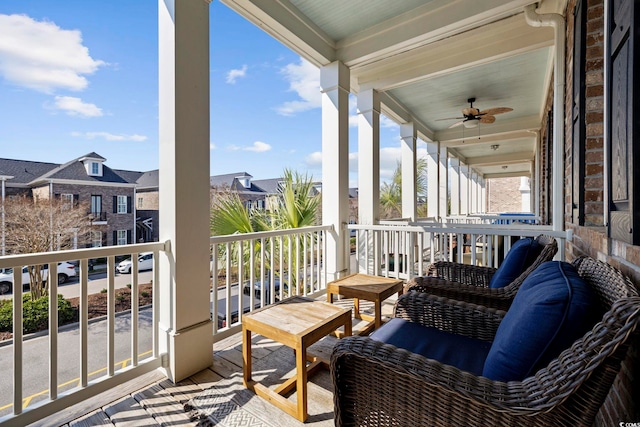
[479, 115, 496, 124]
[435, 116, 464, 121]
[448, 120, 465, 128]
[478, 107, 513, 116]
[462, 107, 479, 116]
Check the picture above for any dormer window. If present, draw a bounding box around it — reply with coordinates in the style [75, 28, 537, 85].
[81, 157, 104, 177]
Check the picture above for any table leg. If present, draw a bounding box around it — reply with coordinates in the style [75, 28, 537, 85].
[374, 299, 382, 329]
[296, 343, 308, 421]
[344, 316, 352, 337]
[242, 326, 252, 387]
[327, 291, 333, 303]
[354, 297, 361, 318]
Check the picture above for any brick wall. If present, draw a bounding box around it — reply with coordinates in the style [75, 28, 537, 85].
[486, 177, 524, 213]
[563, 0, 639, 423]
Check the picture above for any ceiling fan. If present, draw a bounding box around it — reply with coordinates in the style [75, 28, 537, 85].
[438, 97, 513, 128]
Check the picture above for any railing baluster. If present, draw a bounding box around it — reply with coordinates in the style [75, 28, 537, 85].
[225, 242, 231, 328]
[49, 262, 58, 401]
[107, 256, 116, 377]
[132, 252, 139, 367]
[13, 268, 23, 415]
[238, 241, 244, 323]
[153, 248, 160, 356]
[80, 259, 89, 387]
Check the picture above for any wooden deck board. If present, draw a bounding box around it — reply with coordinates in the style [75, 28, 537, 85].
[133, 383, 196, 426]
[37, 295, 399, 426]
[103, 396, 159, 426]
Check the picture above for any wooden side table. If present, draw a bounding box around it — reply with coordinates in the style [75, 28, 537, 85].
[327, 273, 403, 335]
[242, 296, 352, 422]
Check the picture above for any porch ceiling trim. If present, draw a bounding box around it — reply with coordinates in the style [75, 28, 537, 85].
[378, 92, 435, 142]
[354, 14, 554, 92]
[437, 115, 540, 145]
[484, 170, 531, 179]
[220, 0, 336, 66]
[463, 151, 535, 166]
[336, 0, 541, 68]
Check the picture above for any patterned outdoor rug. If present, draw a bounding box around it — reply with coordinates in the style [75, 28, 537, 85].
[184, 338, 338, 427]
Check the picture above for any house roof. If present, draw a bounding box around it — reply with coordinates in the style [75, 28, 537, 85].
[135, 169, 159, 189]
[0, 158, 59, 184]
[0, 153, 145, 187]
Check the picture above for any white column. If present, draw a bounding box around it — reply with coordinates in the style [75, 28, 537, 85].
[449, 157, 460, 216]
[357, 89, 380, 273]
[321, 61, 350, 281]
[520, 176, 532, 212]
[400, 122, 417, 221]
[158, 0, 213, 382]
[460, 163, 469, 215]
[470, 171, 478, 214]
[426, 142, 439, 219]
[438, 148, 448, 220]
[480, 176, 487, 213]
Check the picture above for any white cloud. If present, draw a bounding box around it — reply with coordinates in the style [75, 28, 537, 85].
[53, 96, 102, 117]
[71, 131, 147, 142]
[305, 151, 322, 168]
[228, 141, 272, 152]
[0, 14, 105, 93]
[225, 65, 247, 84]
[275, 58, 320, 116]
[210, 143, 217, 150]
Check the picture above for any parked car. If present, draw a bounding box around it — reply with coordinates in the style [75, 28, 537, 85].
[0, 262, 77, 295]
[242, 277, 283, 300]
[116, 252, 153, 274]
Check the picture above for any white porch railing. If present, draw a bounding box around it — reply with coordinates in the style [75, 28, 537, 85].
[210, 225, 332, 341]
[349, 222, 570, 280]
[0, 242, 166, 426]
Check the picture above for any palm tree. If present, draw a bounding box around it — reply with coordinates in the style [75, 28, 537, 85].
[210, 169, 321, 295]
[380, 159, 428, 219]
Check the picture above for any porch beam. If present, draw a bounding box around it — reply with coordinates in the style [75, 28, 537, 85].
[465, 151, 535, 166]
[158, 0, 214, 382]
[354, 14, 553, 91]
[436, 116, 539, 145]
[321, 61, 350, 280]
[400, 122, 417, 221]
[220, 0, 335, 66]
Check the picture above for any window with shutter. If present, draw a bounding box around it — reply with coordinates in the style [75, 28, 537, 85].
[608, 0, 639, 244]
[572, 0, 586, 225]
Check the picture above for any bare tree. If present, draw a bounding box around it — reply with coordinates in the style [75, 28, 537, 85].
[3, 196, 92, 300]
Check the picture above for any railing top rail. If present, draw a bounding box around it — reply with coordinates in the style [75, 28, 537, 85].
[0, 241, 168, 269]
[210, 225, 333, 245]
[347, 222, 569, 239]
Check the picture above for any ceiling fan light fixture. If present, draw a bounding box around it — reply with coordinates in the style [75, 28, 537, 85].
[463, 118, 479, 128]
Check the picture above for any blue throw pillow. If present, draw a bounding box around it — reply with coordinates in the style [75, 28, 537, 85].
[370, 318, 492, 376]
[482, 261, 595, 382]
[489, 237, 543, 288]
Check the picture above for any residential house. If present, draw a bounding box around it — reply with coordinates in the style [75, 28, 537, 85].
[0, 152, 143, 247]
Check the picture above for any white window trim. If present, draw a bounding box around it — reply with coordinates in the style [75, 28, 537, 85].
[116, 230, 127, 245]
[91, 231, 102, 248]
[117, 195, 128, 214]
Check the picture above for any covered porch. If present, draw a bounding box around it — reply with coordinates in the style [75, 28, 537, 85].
[1, 0, 638, 425]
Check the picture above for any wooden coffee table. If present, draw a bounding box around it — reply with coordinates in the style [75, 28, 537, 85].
[327, 273, 403, 335]
[242, 295, 352, 422]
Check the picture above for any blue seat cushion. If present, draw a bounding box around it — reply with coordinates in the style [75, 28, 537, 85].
[489, 237, 543, 288]
[370, 317, 492, 376]
[483, 261, 596, 382]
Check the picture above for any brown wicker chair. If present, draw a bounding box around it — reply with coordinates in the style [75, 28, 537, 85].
[404, 234, 557, 311]
[331, 256, 640, 427]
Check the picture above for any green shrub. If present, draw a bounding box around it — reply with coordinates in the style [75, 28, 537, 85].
[126, 284, 132, 289]
[141, 291, 150, 298]
[100, 288, 107, 293]
[0, 295, 75, 334]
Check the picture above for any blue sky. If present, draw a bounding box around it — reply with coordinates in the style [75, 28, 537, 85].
[0, 1, 415, 185]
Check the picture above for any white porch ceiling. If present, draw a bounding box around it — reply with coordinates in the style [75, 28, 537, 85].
[221, 0, 563, 179]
